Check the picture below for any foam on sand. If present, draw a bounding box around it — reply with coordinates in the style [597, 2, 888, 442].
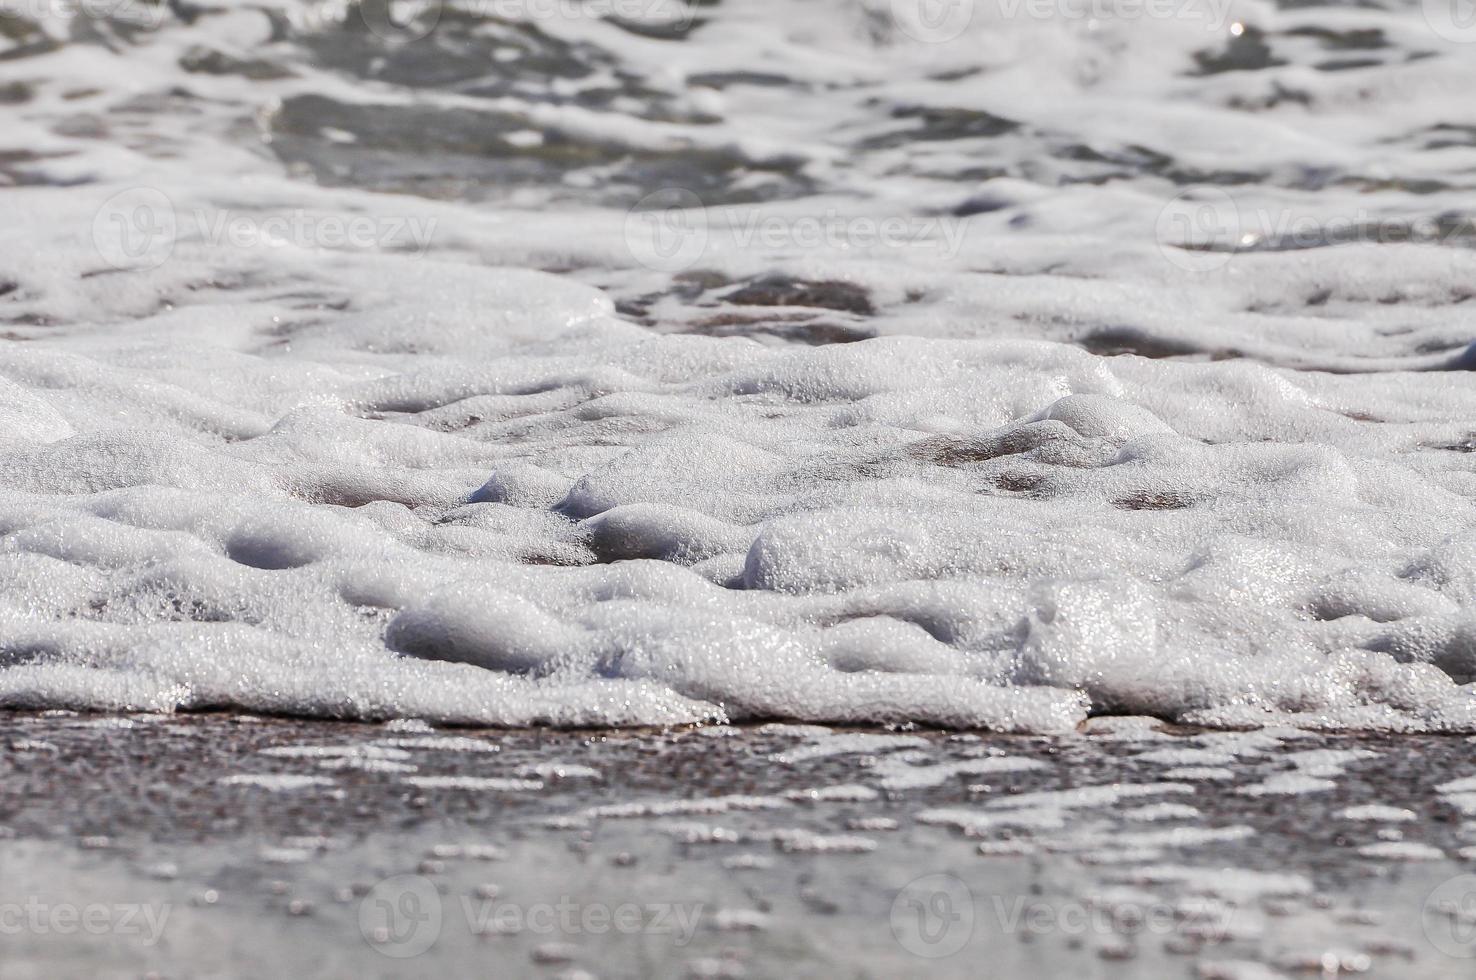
[0, 0, 1474, 731]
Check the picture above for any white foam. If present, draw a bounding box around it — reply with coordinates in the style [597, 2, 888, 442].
[375, 736, 501, 753]
[1117, 866, 1313, 901]
[710, 909, 769, 932]
[772, 733, 930, 765]
[514, 763, 602, 780]
[1122, 803, 1201, 823]
[217, 774, 336, 791]
[753, 829, 878, 853]
[1356, 841, 1445, 861]
[586, 795, 788, 819]
[1052, 826, 1256, 854]
[1241, 773, 1341, 796]
[917, 807, 1066, 835]
[1338, 805, 1416, 822]
[871, 753, 1048, 791]
[986, 782, 1194, 811]
[1164, 767, 1237, 782]
[1193, 960, 1289, 980]
[0, 0, 1474, 733]
[404, 776, 544, 792]
[785, 784, 879, 803]
[260, 744, 412, 760]
[427, 843, 507, 861]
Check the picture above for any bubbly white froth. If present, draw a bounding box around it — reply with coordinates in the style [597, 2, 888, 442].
[0, 0, 1473, 730]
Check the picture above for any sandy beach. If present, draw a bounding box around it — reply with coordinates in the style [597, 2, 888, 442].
[4, 711, 1475, 978]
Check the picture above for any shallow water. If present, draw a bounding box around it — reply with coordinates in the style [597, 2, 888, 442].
[0, 0, 1473, 730]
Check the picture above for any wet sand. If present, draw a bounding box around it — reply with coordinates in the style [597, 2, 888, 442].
[3, 712, 1475, 978]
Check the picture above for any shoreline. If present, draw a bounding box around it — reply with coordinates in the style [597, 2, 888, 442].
[13, 705, 1476, 738]
[4, 711, 1475, 977]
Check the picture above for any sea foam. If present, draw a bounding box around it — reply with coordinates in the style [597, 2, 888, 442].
[0, 0, 1473, 731]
